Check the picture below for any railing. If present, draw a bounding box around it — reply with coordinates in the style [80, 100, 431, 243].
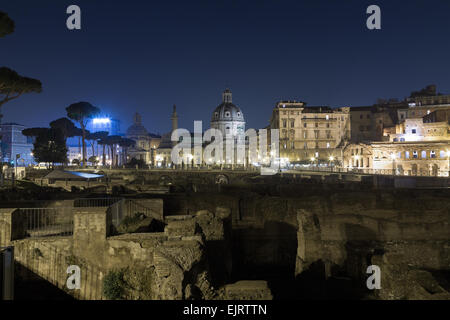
[285, 166, 450, 177]
[20, 208, 74, 238]
[15, 242, 104, 300]
[74, 197, 122, 208]
[108, 199, 162, 229]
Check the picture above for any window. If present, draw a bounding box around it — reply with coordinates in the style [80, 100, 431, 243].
[326, 130, 331, 139]
[360, 114, 363, 119]
[303, 123, 307, 128]
[225, 112, 230, 117]
[326, 142, 330, 148]
[440, 150, 446, 158]
[314, 130, 319, 139]
[215, 112, 218, 118]
[421, 150, 426, 158]
[413, 151, 418, 158]
[430, 150, 436, 158]
[283, 119, 287, 128]
[326, 115, 329, 120]
[412, 129, 416, 134]
[290, 119, 295, 128]
[237, 112, 241, 117]
[326, 123, 330, 128]
[405, 151, 410, 159]
[304, 142, 308, 149]
[393, 138, 398, 142]
[315, 123, 318, 128]
[290, 129, 295, 138]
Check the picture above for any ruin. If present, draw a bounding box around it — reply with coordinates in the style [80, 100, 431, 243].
[0, 168, 449, 300]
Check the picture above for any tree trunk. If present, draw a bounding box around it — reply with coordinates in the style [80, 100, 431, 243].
[102, 144, 106, 166]
[81, 122, 87, 168]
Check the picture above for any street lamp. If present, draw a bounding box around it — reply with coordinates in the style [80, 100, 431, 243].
[329, 156, 334, 171]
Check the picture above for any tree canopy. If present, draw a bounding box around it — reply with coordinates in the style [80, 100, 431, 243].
[50, 117, 78, 139]
[22, 127, 49, 137]
[0, 67, 42, 108]
[31, 128, 68, 166]
[0, 11, 14, 38]
[66, 102, 100, 125]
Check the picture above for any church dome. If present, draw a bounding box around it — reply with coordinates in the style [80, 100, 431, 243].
[211, 89, 245, 122]
[126, 113, 148, 137]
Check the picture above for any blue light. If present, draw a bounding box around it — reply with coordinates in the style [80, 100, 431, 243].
[93, 118, 111, 124]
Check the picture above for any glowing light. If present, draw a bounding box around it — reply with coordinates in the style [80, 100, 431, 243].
[390, 153, 396, 160]
[354, 155, 360, 160]
[329, 156, 334, 161]
[93, 118, 111, 124]
[447, 150, 450, 157]
[310, 157, 315, 162]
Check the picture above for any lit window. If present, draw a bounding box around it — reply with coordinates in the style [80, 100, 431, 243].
[413, 151, 418, 158]
[430, 150, 436, 158]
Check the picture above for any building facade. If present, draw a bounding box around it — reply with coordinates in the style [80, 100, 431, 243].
[269, 101, 351, 163]
[0, 123, 34, 166]
[126, 113, 161, 165]
[344, 103, 450, 176]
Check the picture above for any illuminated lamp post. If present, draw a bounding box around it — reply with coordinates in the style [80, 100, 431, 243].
[310, 157, 316, 169]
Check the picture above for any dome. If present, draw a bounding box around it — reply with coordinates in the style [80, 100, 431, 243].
[211, 89, 245, 122]
[126, 123, 148, 137]
[126, 113, 149, 137]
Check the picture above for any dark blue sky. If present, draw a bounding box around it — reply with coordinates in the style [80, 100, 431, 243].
[1, 0, 449, 134]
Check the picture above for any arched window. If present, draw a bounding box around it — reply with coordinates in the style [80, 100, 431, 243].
[225, 112, 230, 117]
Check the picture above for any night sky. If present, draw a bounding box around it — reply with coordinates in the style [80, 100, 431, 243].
[1, 0, 450, 134]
